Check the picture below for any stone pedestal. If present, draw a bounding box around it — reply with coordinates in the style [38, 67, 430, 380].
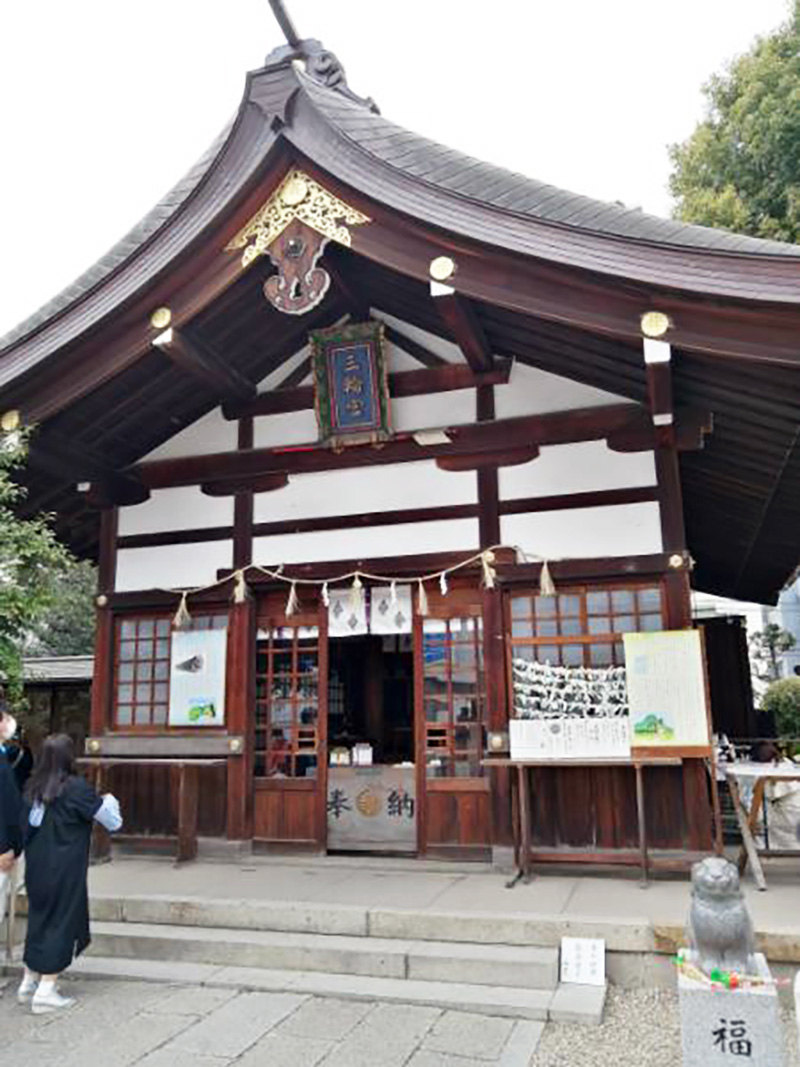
[679, 952, 785, 1065]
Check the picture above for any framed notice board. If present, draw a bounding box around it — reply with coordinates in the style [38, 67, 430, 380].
[169, 628, 228, 728]
[623, 629, 712, 757]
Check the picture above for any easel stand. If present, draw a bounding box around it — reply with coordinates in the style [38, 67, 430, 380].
[725, 764, 800, 891]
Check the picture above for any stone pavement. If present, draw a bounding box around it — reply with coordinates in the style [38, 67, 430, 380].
[0, 976, 544, 1067]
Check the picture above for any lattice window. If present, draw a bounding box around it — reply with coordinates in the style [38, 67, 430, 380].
[255, 626, 320, 778]
[113, 614, 227, 729]
[508, 584, 665, 668]
[422, 617, 485, 779]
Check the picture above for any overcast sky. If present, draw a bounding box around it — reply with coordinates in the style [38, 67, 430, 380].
[0, 0, 791, 337]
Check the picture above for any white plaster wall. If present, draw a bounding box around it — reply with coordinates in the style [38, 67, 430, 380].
[384, 338, 423, 374]
[371, 310, 463, 364]
[118, 488, 234, 535]
[144, 407, 236, 461]
[115, 540, 233, 592]
[499, 442, 656, 501]
[501, 502, 662, 561]
[253, 410, 319, 449]
[495, 362, 626, 418]
[256, 343, 309, 393]
[253, 518, 479, 567]
[391, 389, 476, 432]
[254, 461, 477, 523]
[251, 387, 477, 448]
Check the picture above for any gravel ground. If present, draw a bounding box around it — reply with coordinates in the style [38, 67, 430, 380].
[533, 988, 800, 1066]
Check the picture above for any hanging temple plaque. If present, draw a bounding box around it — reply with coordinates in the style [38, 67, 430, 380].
[310, 321, 391, 449]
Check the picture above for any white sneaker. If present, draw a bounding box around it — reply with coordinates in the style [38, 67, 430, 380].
[31, 987, 76, 1014]
[17, 978, 38, 1004]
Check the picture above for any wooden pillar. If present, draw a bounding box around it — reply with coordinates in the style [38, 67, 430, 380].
[90, 507, 117, 736]
[643, 338, 691, 630]
[476, 383, 513, 848]
[226, 595, 255, 839]
[226, 417, 256, 840]
[233, 417, 254, 570]
[644, 334, 710, 850]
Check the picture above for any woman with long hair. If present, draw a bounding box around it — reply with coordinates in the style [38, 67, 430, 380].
[19, 734, 122, 1013]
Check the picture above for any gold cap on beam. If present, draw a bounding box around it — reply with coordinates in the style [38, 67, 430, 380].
[430, 255, 456, 282]
[640, 310, 671, 338]
[150, 306, 172, 330]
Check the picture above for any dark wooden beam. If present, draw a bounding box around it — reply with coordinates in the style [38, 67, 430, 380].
[90, 506, 117, 735]
[232, 417, 254, 570]
[642, 343, 691, 627]
[134, 403, 646, 488]
[383, 324, 449, 368]
[607, 406, 712, 453]
[496, 551, 679, 585]
[432, 292, 493, 372]
[223, 360, 512, 419]
[81, 477, 150, 508]
[436, 446, 538, 472]
[324, 256, 370, 321]
[115, 485, 660, 549]
[277, 355, 312, 390]
[155, 327, 256, 402]
[202, 473, 288, 497]
[29, 430, 149, 506]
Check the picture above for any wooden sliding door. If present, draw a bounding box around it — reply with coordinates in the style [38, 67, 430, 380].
[415, 588, 491, 859]
[252, 600, 328, 850]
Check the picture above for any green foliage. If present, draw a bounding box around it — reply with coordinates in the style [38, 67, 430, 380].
[762, 677, 800, 735]
[750, 623, 796, 684]
[669, 3, 800, 242]
[0, 430, 75, 705]
[27, 557, 97, 656]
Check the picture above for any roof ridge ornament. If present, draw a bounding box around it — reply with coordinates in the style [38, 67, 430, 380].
[265, 0, 378, 111]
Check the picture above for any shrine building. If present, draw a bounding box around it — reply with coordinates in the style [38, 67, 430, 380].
[1, 17, 799, 866]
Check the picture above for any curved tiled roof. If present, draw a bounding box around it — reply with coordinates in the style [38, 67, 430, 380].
[2, 53, 800, 371]
[298, 73, 800, 259]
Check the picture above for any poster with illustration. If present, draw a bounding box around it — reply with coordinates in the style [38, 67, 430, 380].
[623, 630, 710, 751]
[169, 628, 228, 727]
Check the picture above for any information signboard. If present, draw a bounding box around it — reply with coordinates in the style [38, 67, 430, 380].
[623, 630, 711, 754]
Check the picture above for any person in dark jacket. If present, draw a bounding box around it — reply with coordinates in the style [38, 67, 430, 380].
[19, 733, 122, 1013]
[5, 728, 34, 793]
[0, 707, 24, 919]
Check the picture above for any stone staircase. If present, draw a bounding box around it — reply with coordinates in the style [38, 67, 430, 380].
[48, 895, 606, 1024]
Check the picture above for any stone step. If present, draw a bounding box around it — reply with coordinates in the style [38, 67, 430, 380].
[61, 954, 606, 1024]
[88, 921, 560, 990]
[81, 894, 652, 953]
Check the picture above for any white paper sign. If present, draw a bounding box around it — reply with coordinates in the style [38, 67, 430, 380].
[369, 585, 413, 635]
[328, 589, 368, 637]
[169, 628, 227, 727]
[510, 718, 631, 760]
[560, 937, 605, 986]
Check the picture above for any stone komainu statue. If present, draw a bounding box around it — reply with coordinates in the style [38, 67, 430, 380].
[687, 857, 757, 975]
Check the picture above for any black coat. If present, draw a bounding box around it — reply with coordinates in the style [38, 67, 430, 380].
[6, 743, 33, 793]
[24, 776, 102, 975]
[0, 747, 23, 855]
